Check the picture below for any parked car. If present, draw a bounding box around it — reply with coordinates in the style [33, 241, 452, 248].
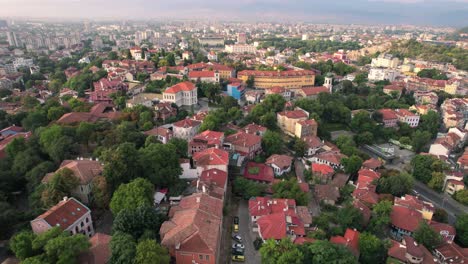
[233, 216, 239, 232]
[232, 254, 245, 262]
[232, 234, 243, 243]
[232, 247, 245, 255]
[232, 243, 245, 250]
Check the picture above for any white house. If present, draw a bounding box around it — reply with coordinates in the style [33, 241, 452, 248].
[162, 81, 198, 107]
[368, 68, 398, 82]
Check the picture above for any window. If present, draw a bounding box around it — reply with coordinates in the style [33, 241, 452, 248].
[86, 217, 89, 223]
[199, 255, 203, 260]
[81, 222, 84, 227]
[87, 226, 91, 232]
[206, 255, 209, 260]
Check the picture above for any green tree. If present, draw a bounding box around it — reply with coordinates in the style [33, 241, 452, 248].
[43, 234, 90, 264]
[41, 168, 80, 207]
[411, 130, 432, 153]
[411, 155, 437, 183]
[299, 240, 358, 264]
[110, 178, 154, 215]
[368, 200, 393, 237]
[377, 172, 414, 197]
[47, 106, 67, 121]
[433, 208, 448, 223]
[341, 155, 363, 174]
[113, 206, 167, 240]
[233, 176, 267, 199]
[135, 239, 170, 264]
[454, 190, 468, 205]
[101, 143, 142, 191]
[456, 214, 468, 247]
[428, 172, 445, 192]
[336, 205, 364, 231]
[272, 178, 309, 206]
[167, 138, 188, 158]
[10, 231, 36, 260]
[246, 75, 255, 88]
[139, 143, 182, 187]
[262, 131, 284, 157]
[91, 175, 110, 209]
[414, 221, 443, 250]
[294, 138, 307, 157]
[260, 238, 304, 264]
[109, 232, 137, 264]
[359, 232, 388, 264]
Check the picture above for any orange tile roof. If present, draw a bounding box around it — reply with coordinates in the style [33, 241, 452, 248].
[42, 159, 103, 185]
[164, 81, 196, 94]
[34, 197, 89, 231]
[192, 148, 229, 166]
[278, 110, 308, 119]
[330, 229, 360, 257]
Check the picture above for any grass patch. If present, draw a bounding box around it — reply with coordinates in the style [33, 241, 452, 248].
[248, 166, 260, 174]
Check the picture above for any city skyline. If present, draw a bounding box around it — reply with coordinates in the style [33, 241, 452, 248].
[0, 0, 467, 27]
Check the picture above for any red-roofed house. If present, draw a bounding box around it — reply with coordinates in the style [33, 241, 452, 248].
[330, 229, 360, 258]
[297, 86, 330, 99]
[395, 109, 420, 128]
[378, 109, 399, 128]
[429, 221, 456, 243]
[224, 131, 262, 160]
[42, 159, 103, 204]
[434, 242, 468, 264]
[188, 71, 219, 83]
[173, 118, 202, 141]
[315, 184, 340, 205]
[394, 194, 435, 221]
[295, 119, 318, 138]
[265, 154, 293, 176]
[352, 169, 381, 207]
[160, 193, 223, 264]
[31, 197, 94, 237]
[311, 163, 335, 183]
[192, 148, 229, 174]
[57, 103, 121, 125]
[265, 86, 291, 101]
[353, 200, 371, 226]
[197, 168, 228, 200]
[244, 162, 274, 184]
[162, 81, 198, 107]
[312, 151, 346, 170]
[388, 236, 435, 264]
[362, 158, 382, 171]
[390, 205, 423, 240]
[144, 126, 173, 144]
[189, 130, 225, 155]
[0, 131, 31, 159]
[91, 78, 128, 104]
[303, 135, 324, 156]
[243, 123, 267, 137]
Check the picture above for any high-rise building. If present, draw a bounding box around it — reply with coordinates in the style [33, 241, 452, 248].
[237, 32, 247, 44]
[7, 31, 19, 47]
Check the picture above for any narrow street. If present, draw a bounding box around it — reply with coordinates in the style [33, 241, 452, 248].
[235, 199, 261, 264]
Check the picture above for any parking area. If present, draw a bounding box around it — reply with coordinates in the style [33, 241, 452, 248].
[378, 143, 415, 170]
[231, 199, 261, 264]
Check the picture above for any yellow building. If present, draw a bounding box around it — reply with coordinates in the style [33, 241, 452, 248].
[445, 180, 465, 195]
[237, 70, 315, 89]
[277, 109, 309, 137]
[445, 81, 459, 95]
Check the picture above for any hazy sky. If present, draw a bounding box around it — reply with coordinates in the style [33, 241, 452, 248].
[0, 0, 467, 26]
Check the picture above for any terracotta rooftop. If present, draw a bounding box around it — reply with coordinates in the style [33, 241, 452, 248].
[257, 213, 288, 240]
[330, 228, 360, 257]
[244, 162, 274, 183]
[314, 184, 340, 203]
[78, 233, 112, 264]
[277, 110, 308, 119]
[266, 154, 293, 170]
[248, 197, 296, 218]
[225, 131, 261, 148]
[173, 118, 202, 128]
[391, 205, 423, 233]
[42, 159, 103, 185]
[164, 81, 196, 94]
[33, 197, 90, 231]
[199, 168, 228, 189]
[193, 148, 229, 166]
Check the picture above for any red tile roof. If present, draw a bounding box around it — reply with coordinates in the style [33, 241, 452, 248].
[391, 206, 423, 232]
[312, 163, 334, 176]
[164, 81, 196, 94]
[200, 168, 228, 189]
[257, 213, 288, 240]
[434, 242, 468, 263]
[193, 148, 229, 166]
[243, 123, 267, 135]
[278, 110, 308, 119]
[244, 162, 274, 183]
[314, 184, 340, 203]
[300, 86, 329, 96]
[34, 197, 89, 231]
[192, 130, 225, 145]
[238, 70, 316, 77]
[225, 131, 261, 148]
[248, 197, 296, 218]
[303, 135, 323, 149]
[42, 159, 103, 185]
[160, 193, 222, 256]
[330, 229, 360, 257]
[188, 71, 215, 78]
[353, 200, 371, 226]
[173, 118, 201, 128]
[362, 158, 382, 170]
[394, 194, 434, 213]
[144, 127, 173, 138]
[266, 154, 293, 170]
[379, 109, 398, 120]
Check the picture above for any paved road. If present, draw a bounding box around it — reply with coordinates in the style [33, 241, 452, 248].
[413, 181, 468, 224]
[234, 200, 261, 264]
[294, 159, 321, 217]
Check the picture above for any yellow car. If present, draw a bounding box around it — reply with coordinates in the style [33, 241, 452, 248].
[233, 223, 239, 232]
[232, 255, 245, 262]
